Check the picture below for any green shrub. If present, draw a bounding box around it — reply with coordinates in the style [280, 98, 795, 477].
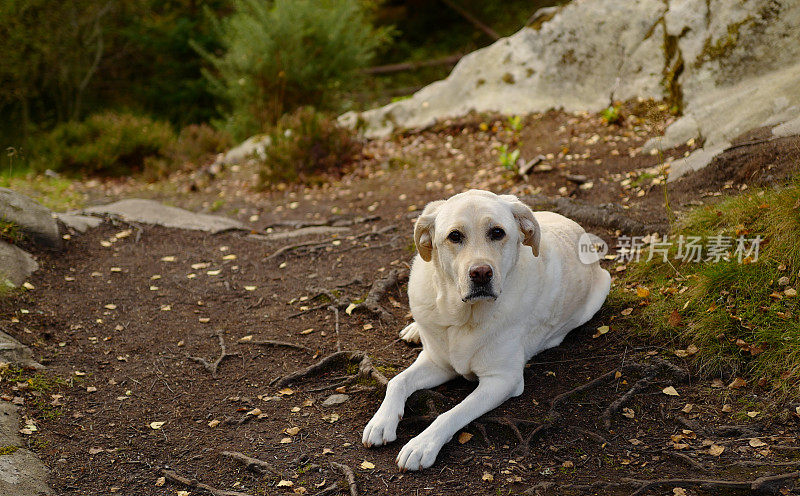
[199, 0, 391, 139]
[259, 107, 361, 186]
[169, 124, 233, 168]
[33, 112, 175, 176]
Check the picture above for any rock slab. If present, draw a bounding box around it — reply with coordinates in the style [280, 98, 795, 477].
[0, 241, 38, 288]
[0, 403, 52, 495]
[0, 189, 60, 249]
[55, 213, 103, 233]
[0, 330, 44, 370]
[81, 199, 246, 234]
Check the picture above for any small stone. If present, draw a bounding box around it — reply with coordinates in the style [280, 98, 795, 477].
[322, 394, 350, 407]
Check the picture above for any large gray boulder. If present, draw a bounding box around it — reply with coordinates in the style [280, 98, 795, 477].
[341, 0, 667, 137]
[0, 189, 60, 249]
[342, 0, 800, 179]
[81, 199, 246, 233]
[0, 241, 38, 288]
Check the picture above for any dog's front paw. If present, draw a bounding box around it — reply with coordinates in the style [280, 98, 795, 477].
[399, 323, 421, 343]
[362, 409, 400, 448]
[396, 432, 443, 471]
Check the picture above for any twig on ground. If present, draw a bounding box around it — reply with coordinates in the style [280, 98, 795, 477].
[330, 305, 341, 352]
[161, 468, 253, 496]
[220, 451, 283, 477]
[330, 461, 358, 496]
[188, 334, 238, 378]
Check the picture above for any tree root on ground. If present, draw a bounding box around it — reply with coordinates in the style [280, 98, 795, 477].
[522, 471, 799, 496]
[460, 358, 689, 456]
[264, 225, 396, 262]
[221, 451, 284, 478]
[265, 215, 380, 230]
[243, 339, 312, 353]
[161, 468, 253, 496]
[520, 194, 669, 235]
[188, 334, 238, 378]
[623, 471, 799, 496]
[274, 351, 388, 390]
[330, 461, 359, 496]
[347, 268, 409, 321]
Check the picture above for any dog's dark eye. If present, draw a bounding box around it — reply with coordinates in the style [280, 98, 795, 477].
[447, 230, 464, 243]
[489, 227, 505, 241]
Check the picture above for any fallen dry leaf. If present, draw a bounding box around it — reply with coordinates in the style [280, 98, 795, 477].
[621, 407, 635, 418]
[728, 377, 747, 389]
[662, 386, 679, 396]
[155, 476, 165, 487]
[458, 432, 473, 444]
[149, 421, 165, 430]
[360, 460, 375, 470]
[285, 426, 301, 436]
[482, 472, 494, 482]
[636, 286, 650, 298]
[277, 480, 294, 487]
[708, 444, 725, 456]
[749, 438, 767, 448]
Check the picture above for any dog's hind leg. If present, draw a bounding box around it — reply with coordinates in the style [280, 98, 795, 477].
[399, 322, 421, 343]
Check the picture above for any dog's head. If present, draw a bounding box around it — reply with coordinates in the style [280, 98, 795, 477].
[414, 190, 540, 303]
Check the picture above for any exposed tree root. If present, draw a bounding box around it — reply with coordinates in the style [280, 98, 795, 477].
[523, 471, 799, 496]
[265, 240, 332, 261]
[623, 471, 799, 496]
[188, 334, 238, 378]
[221, 451, 283, 478]
[520, 194, 669, 235]
[471, 359, 689, 455]
[265, 215, 379, 229]
[161, 468, 253, 496]
[310, 483, 340, 496]
[330, 461, 359, 496]
[275, 351, 388, 390]
[264, 225, 397, 262]
[244, 339, 312, 353]
[665, 451, 708, 472]
[347, 268, 409, 321]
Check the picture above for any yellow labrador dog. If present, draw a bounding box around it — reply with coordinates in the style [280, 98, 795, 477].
[362, 189, 611, 471]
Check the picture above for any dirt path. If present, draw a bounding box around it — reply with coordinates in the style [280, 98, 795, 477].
[3, 105, 800, 495]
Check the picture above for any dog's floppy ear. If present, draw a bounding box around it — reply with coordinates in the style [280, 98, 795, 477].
[500, 195, 540, 257]
[414, 200, 445, 262]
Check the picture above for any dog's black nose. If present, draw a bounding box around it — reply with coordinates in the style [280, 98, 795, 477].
[469, 265, 493, 284]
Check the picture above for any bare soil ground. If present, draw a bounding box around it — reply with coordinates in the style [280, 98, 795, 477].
[4, 102, 800, 496]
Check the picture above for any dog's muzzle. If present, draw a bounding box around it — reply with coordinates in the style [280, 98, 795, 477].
[463, 264, 497, 302]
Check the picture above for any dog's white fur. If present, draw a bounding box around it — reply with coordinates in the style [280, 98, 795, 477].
[362, 190, 611, 471]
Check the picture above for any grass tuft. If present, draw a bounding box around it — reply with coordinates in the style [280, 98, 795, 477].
[610, 182, 800, 395]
